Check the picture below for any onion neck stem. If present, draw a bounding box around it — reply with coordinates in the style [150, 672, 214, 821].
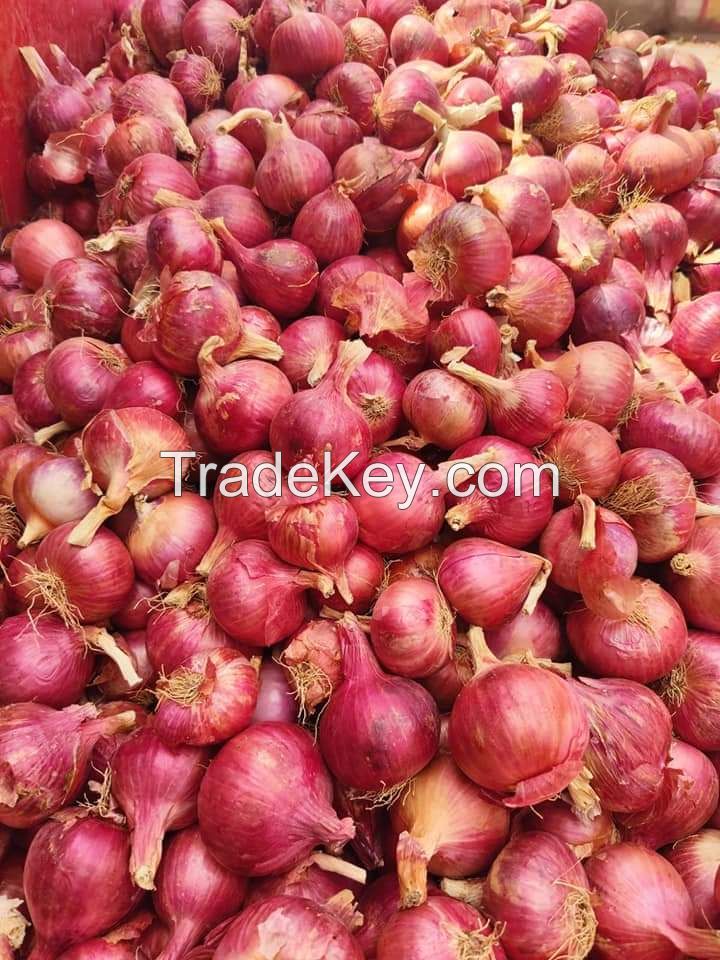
[216, 106, 274, 136]
[649, 90, 678, 134]
[68, 497, 125, 547]
[522, 559, 551, 615]
[696, 500, 720, 518]
[85, 628, 143, 687]
[311, 852, 367, 884]
[439, 877, 485, 909]
[577, 494, 597, 551]
[511, 101, 527, 157]
[444, 355, 503, 398]
[19, 47, 56, 88]
[465, 626, 499, 677]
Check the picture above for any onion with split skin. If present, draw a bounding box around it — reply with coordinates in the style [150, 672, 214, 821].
[448, 628, 589, 809]
[485, 254, 574, 347]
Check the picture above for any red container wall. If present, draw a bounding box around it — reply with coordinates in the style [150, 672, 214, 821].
[0, 0, 114, 227]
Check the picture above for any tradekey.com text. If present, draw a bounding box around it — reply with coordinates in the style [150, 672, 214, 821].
[160, 450, 560, 511]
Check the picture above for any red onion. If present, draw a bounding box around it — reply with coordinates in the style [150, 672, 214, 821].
[561, 142, 619, 217]
[506, 112, 572, 209]
[317, 62, 383, 135]
[578, 676, 673, 816]
[19, 46, 92, 144]
[665, 830, 720, 928]
[658, 630, 720, 750]
[390, 14, 447, 64]
[666, 517, 720, 631]
[609, 202, 689, 343]
[139, 0, 188, 64]
[668, 175, 720, 259]
[542, 418, 621, 503]
[226, 75, 309, 159]
[154, 827, 247, 960]
[449, 628, 588, 806]
[112, 153, 201, 224]
[409, 203, 512, 300]
[113, 74, 197, 155]
[42, 258, 128, 342]
[10, 220, 84, 291]
[484, 831, 595, 960]
[291, 182, 364, 266]
[87, 220, 150, 290]
[146, 589, 232, 673]
[669, 294, 720, 381]
[652, 80, 700, 128]
[374, 70, 442, 151]
[154, 648, 258, 746]
[319, 543, 384, 615]
[548, 0, 607, 60]
[396, 182, 454, 262]
[191, 134, 255, 191]
[0, 612, 94, 707]
[252, 657, 298, 724]
[247, 851, 365, 907]
[602, 448, 696, 563]
[24, 810, 141, 960]
[419, 110, 503, 200]
[270, 339, 372, 481]
[282, 619, 343, 715]
[391, 754, 509, 906]
[195, 344, 291, 456]
[293, 101, 363, 167]
[343, 16, 387, 69]
[485, 601, 563, 662]
[196, 450, 289, 574]
[470, 177, 552, 257]
[319, 614, 439, 799]
[213, 895, 363, 960]
[526, 340, 634, 429]
[268, 10, 344, 83]
[486, 254, 574, 347]
[67, 407, 189, 545]
[537, 204, 612, 293]
[13, 455, 97, 547]
[333, 140, 416, 232]
[315, 255, 386, 322]
[377, 894, 505, 960]
[428, 303, 501, 374]
[104, 361, 182, 419]
[445, 355, 568, 445]
[592, 46, 643, 98]
[147, 209, 222, 275]
[95, 628, 154, 699]
[169, 54, 222, 116]
[493, 55, 561, 123]
[519, 799, 618, 860]
[182, 0, 252, 74]
[207, 539, 332, 646]
[619, 91, 703, 197]
[105, 116, 177, 176]
[199, 721, 354, 873]
[369, 576, 453, 679]
[620, 738, 718, 849]
[572, 280, 645, 348]
[126, 493, 216, 590]
[0, 703, 135, 828]
[154, 186, 271, 252]
[0, 444, 50, 504]
[0, 320, 54, 390]
[399, 369, 486, 450]
[214, 221, 319, 320]
[278, 315, 346, 388]
[586, 841, 720, 959]
[111, 728, 209, 890]
[444, 435, 554, 547]
[621, 398, 720, 479]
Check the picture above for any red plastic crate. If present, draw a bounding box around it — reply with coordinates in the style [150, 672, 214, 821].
[0, 0, 114, 227]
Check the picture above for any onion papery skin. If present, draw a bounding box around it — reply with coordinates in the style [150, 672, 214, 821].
[519, 799, 618, 860]
[281, 619, 343, 715]
[538, 204, 613, 293]
[377, 894, 505, 960]
[438, 538, 551, 629]
[486, 254, 574, 348]
[278, 315, 346, 389]
[659, 631, 720, 750]
[318, 615, 440, 796]
[666, 517, 720, 631]
[586, 841, 720, 960]
[409, 203, 513, 302]
[43, 338, 129, 428]
[665, 829, 720, 927]
[449, 647, 588, 807]
[14, 454, 99, 547]
[428, 304, 501, 374]
[198, 722, 354, 875]
[154, 826, 247, 960]
[0, 612, 93, 707]
[127, 493, 217, 590]
[146, 599, 233, 674]
[111, 728, 209, 891]
[390, 754, 510, 907]
[213, 895, 364, 960]
[206, 539, 329, 647]
[370, 576, 454, 679]
[621, 399, 720, 480]
[603, 448, 696, 564]
[444, 435, 554, 548]
[542, 418, 621, 503]
[24, 810, 141, 960]
[483, 831, 596, 960]
[619, 738, 719, 849]
[571, 677, 672, 814]
[0, 702, 135, 828]
[42, 257, 128, 342]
